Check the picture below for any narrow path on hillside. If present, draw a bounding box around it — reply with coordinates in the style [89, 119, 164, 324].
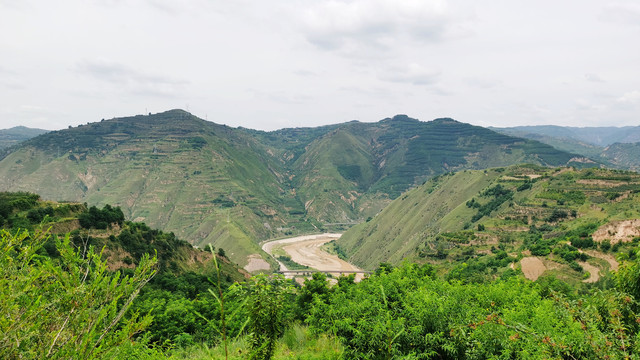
[579, 261, 600, 283]
[584, 250, 619, 271]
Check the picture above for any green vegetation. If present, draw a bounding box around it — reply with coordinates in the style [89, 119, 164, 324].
[339, 165, 640, 273]
[8, 226, 640, 359]
[467, 184, 514, 222]
[0, 193, 249, 351]
[276, 255, 310, 270]
[0, 228, 157, 359]
[0, 110, 587, 266]
[5, 191, 640, 359]
[79, 204, 125, 229]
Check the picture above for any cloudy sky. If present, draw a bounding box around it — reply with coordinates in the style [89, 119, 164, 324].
[1, 0, 639, 131]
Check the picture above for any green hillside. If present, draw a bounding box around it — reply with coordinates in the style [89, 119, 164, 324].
[0, 191, 246, 279]
[289, 116, 594, 223]
[0, 110, 586, 267]
[6, 191, 640, 359]
[339, 165, 640, 285]
[0, 110, 301, 267]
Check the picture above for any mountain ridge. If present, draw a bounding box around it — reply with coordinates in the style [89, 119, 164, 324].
[0, 110, 592, 267]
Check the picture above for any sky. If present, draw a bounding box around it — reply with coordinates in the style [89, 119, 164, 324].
[1, 0, 639, 131]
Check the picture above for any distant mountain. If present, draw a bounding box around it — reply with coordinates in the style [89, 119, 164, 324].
[492, 125, 640, 170]
[0, 126, 49, 149]
[492, 125, 640, 147]
[601, 142, 640, 171]
[338, 165, 640, 274]
[0, 110, 587, 266]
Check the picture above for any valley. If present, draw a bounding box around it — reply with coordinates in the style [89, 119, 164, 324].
[0, 110, 591, 268]
[262, 233, 365, 281]
[5, 1, 640, 357]
[4, 116, 640, 358]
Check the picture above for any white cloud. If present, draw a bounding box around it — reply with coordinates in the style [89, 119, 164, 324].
[465, 77, 500, 89]
[1, 1, 640, 130]
[76, 59, 188, 98]
[601, 3, 640, 26]
[300, 0, 451, 55]
[378, 63, 441, 85]
[617, 90, 640, 104]
[585, 73, 605, 83]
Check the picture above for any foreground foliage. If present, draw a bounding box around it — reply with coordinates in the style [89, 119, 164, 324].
[306, 263, 640, 359]
[0, 228, 157, 359]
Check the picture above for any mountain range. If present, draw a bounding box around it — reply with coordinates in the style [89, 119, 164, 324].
[492, 125, 640, 170]
[0, 110, 598, 266]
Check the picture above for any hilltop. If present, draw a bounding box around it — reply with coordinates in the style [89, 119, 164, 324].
[0, 110, 588, 267]
[338, 165, 640, 285]
[0, 126, 48, 150]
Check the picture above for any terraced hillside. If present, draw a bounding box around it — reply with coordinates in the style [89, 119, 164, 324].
[0, 110, 587, 266]
[339, 165, 640, 285]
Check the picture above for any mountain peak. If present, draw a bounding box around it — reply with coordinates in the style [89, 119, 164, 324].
[380, 114, 420, 124]
[431, 117, 459, 124]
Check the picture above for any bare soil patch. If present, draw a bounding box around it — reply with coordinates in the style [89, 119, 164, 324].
[244, 254, 271, 272]
[520, 257, 546, 281]
[592, 219, 640, 244]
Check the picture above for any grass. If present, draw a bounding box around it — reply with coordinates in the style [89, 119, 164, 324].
[168, 325, 343, 360]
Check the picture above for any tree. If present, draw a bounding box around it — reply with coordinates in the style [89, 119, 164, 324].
[246, 274, 293, 360]
[0, 228, 157, 359]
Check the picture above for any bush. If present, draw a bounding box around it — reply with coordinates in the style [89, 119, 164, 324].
[530, 244, 551, 256]
[79, 204, 125, 229]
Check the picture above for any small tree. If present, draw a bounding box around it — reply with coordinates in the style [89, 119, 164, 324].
[246, 274, 293, 360]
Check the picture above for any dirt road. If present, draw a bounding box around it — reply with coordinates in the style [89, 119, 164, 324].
[262, 233, 365, 280]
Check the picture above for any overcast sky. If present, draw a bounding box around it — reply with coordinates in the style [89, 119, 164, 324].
[1, 0, 639, 131]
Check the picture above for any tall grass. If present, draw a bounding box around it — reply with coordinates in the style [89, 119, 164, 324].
[168, 325, 343, 360]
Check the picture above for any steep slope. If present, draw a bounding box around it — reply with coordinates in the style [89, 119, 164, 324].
[292, 116, 593, 223]
[339, 165, 640, 279]
[0, 110, 299, 266]
[0, 110, 586, 266]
